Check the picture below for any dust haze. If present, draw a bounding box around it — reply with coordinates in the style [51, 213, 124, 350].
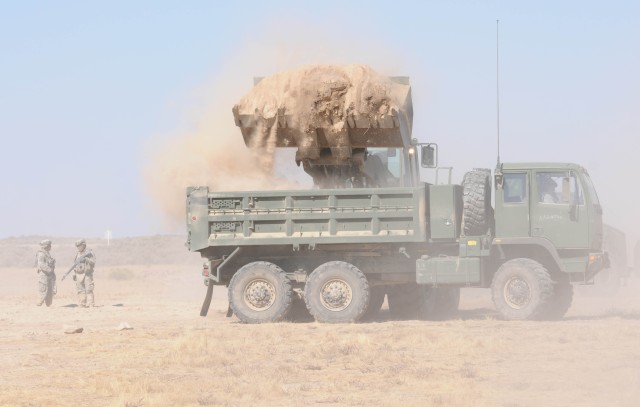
[56, 15, 640, 407]
[2, 236, 640, 406]
[144, 22, 407, 228]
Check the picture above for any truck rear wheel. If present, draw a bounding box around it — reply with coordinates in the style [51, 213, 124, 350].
[387, 283, 435, 320]
[304, 261, 370, 323]
[228, 261, 293, 323]
[461, 169, 493, 236]
[491, 258, 553, 320]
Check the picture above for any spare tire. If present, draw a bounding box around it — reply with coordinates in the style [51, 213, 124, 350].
[461, 169, 493, 236]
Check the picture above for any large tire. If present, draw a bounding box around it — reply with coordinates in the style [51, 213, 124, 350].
[491, 258, 553, 320]
[461, 169, 493, 236]
[304, 261, 370, 323]
[228, 261, 293, 323]
[387, 283, 435, 320]
[543, 280, 573, 320]
[360, 285, 386, 321]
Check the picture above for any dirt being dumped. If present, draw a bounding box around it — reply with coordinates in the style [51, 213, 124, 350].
[145, 64, 411, 227]
[233, 64, 412, 161]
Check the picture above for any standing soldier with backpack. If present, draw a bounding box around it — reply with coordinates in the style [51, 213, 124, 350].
[73, 239, 96, 307]
[36, 239, 56, 307]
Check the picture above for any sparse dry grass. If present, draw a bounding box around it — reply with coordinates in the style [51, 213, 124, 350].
[107, 267, 136, 280]
[2, 261, 640, 407]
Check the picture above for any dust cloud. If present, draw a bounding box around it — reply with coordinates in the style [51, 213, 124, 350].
[143, 20, 407, 229]
[144, 107, 299, 226]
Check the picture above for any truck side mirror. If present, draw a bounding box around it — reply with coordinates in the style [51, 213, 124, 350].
[494, 173, 503, 189]
[421, 144, 437, 168]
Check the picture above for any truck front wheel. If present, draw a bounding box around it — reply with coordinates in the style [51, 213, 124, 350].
[304, 261, 370, 323]
[228, 261, 293, 323]
[491, 258, 553, 320]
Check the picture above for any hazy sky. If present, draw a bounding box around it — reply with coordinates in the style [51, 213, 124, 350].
[1, 1, 639, 248]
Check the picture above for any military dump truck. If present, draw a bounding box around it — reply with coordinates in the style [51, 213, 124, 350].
[187, 65, 608, 323]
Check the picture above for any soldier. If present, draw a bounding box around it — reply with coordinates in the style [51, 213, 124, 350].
[36, 239, 56, 307]
[538, 175, 559, 203]
[73, 239, 96, 307]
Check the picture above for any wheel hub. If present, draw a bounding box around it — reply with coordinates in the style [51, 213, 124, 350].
[503, 277, 531, 309]
[320, 279, 353, 312]
[244, 279, 276, 311]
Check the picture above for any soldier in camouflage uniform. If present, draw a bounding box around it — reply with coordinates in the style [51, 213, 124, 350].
[73, 239, 96, 307]
[36, 239, 56, 307]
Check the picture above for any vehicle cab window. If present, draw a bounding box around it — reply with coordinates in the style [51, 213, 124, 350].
[503, 173, 527, 203]
[364, 148, 401, 187]
[536, 172, 583, 205]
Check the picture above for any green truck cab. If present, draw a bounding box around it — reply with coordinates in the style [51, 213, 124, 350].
[494, 163, 605, 278]
[187, 76, 607, 323]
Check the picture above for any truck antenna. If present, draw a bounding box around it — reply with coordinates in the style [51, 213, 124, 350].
[496, 19, 501, 167]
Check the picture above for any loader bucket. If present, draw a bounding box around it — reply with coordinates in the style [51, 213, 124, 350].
[232, 66, 414, 162]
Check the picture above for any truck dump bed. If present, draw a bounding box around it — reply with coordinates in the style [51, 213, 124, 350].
[187, 185, 427, 252]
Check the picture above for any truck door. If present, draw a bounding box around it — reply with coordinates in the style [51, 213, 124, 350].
[530, 170, 588, 249]
[495, 171, 531, 237]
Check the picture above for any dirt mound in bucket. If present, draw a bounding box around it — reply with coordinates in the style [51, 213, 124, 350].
[233, 64, 411, 160]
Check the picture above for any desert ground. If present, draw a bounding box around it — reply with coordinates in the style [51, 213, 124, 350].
[1, 236, 640, 407]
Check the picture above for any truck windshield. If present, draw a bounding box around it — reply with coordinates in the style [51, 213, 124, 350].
[364, 148, 402, 187]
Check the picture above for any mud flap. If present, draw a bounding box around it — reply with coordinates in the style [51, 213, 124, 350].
[200, 247, 241, 317]
[200, 283, 214, 317]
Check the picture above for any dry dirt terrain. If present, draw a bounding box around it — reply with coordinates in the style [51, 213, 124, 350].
[1, 236, 640, 407]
